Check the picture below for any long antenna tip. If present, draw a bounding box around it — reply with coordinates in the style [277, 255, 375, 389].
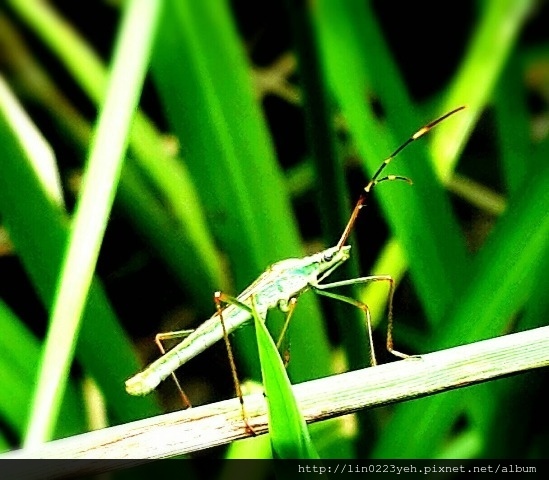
[336, 106, 464, 248]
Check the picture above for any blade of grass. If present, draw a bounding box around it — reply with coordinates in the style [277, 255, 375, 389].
[475, 244, 549, 457]
[8, 0, 225, 306]
[494, 53, 534, 194]
[431, 0, 535, 177]
[6, 12, 225, 308]
[285, 0, 368, 375]
[0, 69, 158, 440]
[252, 303, 319, 459]
[284, 1, 351, 250]
[23, 0, 161, 446]
[0, 11, 223, 310]
[0, 73, 64, 208]
[0, 300, 86, 443]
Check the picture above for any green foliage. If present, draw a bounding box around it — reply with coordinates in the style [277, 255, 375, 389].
[0, 0, 547, 463]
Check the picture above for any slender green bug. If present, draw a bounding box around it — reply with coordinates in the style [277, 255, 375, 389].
[126, 106, 465, 428]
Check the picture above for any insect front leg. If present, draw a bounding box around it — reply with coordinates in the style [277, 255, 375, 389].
[313, 275, 413, 366]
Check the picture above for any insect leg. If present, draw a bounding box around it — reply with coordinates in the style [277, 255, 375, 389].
[154, 329, 195, 408]
[313, 275, 412, 365]
[275, 297, 298, 367]
[214, 291, 256, 435]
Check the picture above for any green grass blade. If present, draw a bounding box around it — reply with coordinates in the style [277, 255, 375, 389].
[0, 300, 86, 444]
[0, 72, 158, 445]
[8, 0, 224, 307]
[23, 0, 161, 445]
[252, 306, 319, 459]
[286, 0, 368, 373]
[431, 0, 535, 176]
[475, 242, 549, 458]
[494, 53, 533, 194]
[286, 2, 351, 247]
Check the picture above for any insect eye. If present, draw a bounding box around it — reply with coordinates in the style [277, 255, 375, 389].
[323, 252, 334, 262]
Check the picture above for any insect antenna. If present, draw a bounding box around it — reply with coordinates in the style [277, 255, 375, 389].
[336, 106, 465, 249]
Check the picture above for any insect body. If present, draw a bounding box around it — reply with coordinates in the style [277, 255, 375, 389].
[125, 245, 351, 396]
